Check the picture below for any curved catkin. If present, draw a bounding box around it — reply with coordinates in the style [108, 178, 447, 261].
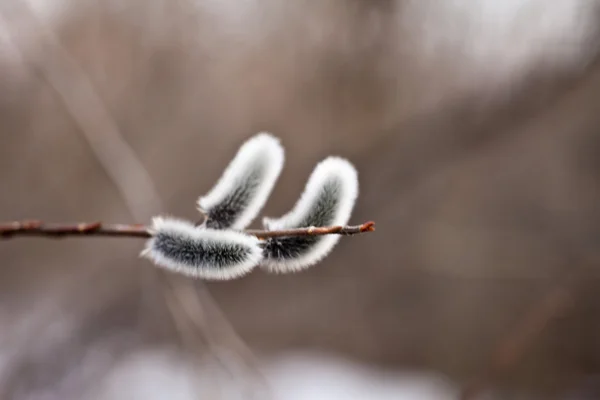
[261, 157, 358, 273]
[141, 217, 263, 280]
[197, 132, 285, 230]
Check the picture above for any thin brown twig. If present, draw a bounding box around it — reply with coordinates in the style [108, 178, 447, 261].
[0, 220, 376, 240]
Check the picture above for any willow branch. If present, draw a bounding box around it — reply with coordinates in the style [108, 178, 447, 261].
[0, 220, 375, 240]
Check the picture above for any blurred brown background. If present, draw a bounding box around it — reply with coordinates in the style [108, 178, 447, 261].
[2, 0, 600, 399]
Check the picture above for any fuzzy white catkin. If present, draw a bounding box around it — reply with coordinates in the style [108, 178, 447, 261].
[197, 132, 285, 230]
[141, 217, 263, 280]
[261, 157, 359, 273]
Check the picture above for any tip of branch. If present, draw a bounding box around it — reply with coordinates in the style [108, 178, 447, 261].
[360, 221, 376, 232]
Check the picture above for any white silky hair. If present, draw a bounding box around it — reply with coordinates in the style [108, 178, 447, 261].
[261, 157, 359, 273]
[141, 216, 263, 280]
[197, 132, 285, 230]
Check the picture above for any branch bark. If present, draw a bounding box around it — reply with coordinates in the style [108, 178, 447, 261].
[0, 220, 375, 240]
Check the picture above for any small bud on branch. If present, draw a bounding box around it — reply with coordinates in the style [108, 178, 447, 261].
[261, 157, 360, 273]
